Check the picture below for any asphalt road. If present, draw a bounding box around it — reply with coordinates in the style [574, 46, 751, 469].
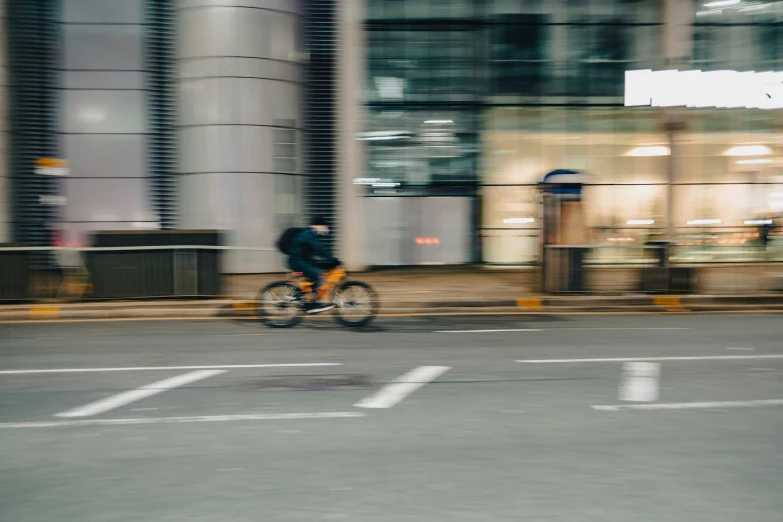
[1, 313, 782, 522]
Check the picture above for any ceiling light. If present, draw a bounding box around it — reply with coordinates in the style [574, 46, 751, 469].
[503, 218, 535, 224]
[687, 219, 721, 225]
[423, 120, 453, 124]
[739, 4, 769, 11]
[704, 0, 739, 7]
[736, 159, 773, 165]
[745, 219, 772, 225]
[625, 146, 671, 157]
[627, 219, 655, 225]
[353, 178, 381, 185]
[724, 145, 773, 156]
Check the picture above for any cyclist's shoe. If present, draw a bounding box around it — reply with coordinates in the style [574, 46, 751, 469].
[304, 301, 335, 314]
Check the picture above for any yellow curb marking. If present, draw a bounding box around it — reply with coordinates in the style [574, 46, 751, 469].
[517, 298, 543, 309]
[653, 296, 680, 307]
[653, 296, 688, 312]
[29, 306, 60, 320]
[232, 301, 256, 315]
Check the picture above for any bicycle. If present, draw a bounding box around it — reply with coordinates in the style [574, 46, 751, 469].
[257, 267, 378, 328]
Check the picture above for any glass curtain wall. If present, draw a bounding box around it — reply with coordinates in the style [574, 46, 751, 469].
[364, 0, 783, 265]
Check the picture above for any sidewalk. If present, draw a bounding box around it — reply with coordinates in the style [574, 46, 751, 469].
[1, 266, 782, 321]
[223, 266, 538, 302]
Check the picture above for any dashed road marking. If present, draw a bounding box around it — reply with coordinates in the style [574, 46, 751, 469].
[56, 370, 226, 418]
[618, 362, 660, 402]
[355, 366, 451, 409]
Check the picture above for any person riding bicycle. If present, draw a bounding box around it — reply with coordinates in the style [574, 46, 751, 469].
[284, 216, 341, 314]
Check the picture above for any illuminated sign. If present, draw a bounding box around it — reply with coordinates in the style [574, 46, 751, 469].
[625, 70, 783, 109]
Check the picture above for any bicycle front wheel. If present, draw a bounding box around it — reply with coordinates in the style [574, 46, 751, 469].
[257, 282, 303, 328]
[333, 281, 378, 327]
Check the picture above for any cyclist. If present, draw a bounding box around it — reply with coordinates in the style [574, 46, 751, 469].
[285, 216, 341, 313]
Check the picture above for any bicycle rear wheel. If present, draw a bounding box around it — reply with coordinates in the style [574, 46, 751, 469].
[333, 281, 378, 327]
[257, 282, 303, 328]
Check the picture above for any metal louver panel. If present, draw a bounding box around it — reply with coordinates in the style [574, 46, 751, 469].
[302, 0, 338, 248]
[6, 0, 60, 249]
[145, 0, 177, 229]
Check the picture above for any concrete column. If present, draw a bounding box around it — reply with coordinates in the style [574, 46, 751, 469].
[336, 0, 366, 271]
[177, 0, 303, 273]
[660, 0, 693, 241]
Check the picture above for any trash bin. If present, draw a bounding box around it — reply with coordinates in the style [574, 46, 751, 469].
[543, 245, 590, 293]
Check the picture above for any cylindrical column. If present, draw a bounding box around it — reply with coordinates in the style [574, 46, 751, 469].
[177, 0, 303, 273]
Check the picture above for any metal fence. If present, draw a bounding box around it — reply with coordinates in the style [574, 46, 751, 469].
[543, 244, 783, 295]
[1, 244, 782, 302]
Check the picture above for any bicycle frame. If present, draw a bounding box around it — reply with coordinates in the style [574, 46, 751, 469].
[292, 267, 347, 301]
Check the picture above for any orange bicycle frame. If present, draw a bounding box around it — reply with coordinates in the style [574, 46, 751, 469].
[297, 268, 346, 300]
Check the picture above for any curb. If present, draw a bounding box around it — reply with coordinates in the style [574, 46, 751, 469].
[0, 295, 782, 322]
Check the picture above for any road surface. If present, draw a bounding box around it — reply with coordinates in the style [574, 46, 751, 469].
[1, 313, 782, 521]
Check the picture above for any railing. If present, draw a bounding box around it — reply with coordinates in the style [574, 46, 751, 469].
[543, 244, 783, 295]
[1, 243, 782, 302]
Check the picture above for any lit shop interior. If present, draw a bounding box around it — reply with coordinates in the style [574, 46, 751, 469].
[359, 106, 783, 266]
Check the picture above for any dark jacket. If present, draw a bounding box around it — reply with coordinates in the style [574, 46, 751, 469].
[289, 228, 339, 265]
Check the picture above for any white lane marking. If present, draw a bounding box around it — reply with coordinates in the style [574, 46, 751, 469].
[355, 366, 451, 409]
[55, 370, 226, 418]
[593, 399, 783, 411]
[436, 327, 687, 333]
[436, 329, 543, 333]
[0, 412, 366, 429]
[517, 355, 783, 364]
[0, 363, 341, 375]
[618, 362, 660, 402]
[562, 327, 689, 331]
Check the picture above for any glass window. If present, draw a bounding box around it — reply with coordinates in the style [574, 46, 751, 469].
[489, 15, 548, 95]
[367, 28, 478, 102]
[363, 108, 479, 187]
[563, 23, 632, 97]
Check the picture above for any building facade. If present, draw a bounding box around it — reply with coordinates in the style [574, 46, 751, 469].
[360, 0, 783, 266]
[1, 0, 782, 272]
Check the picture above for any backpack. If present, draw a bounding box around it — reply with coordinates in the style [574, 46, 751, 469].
[276, 227, 305, 255]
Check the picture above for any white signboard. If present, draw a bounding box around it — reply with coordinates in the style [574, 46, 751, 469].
[625, 69, 783, 109]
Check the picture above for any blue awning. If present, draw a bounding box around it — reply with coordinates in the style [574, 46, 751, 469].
[539, 169, 588, 195]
